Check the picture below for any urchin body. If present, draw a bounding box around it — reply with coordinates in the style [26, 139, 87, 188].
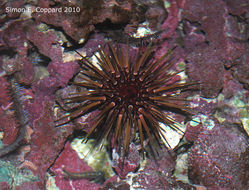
[56, 43, 194, 158]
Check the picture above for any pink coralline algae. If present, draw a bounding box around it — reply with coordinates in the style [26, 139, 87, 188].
[231, 51, 249, 90]
[31, 0, 168, 43]
[132, 149, 195, 189]
[26, 25, 63, 63]
[0, 0, 248, 189]
[0, 16, 75, 190]
[188, 121, 249, 189]
[182, 0, 248, 96]
[186, 45, 224, 98]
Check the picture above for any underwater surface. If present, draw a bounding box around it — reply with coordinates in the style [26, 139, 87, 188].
[0, 0, 248, 189]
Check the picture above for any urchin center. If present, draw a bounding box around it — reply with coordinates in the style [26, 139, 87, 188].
[116, 81, 141, 105]
[121, 84, 137, 98]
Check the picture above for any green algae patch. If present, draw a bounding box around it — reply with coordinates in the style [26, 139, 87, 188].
[215, 93, 249, 135]
[0, 160, 39, 188]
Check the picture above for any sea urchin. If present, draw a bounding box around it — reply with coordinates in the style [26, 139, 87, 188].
[56, 43, 195, 158]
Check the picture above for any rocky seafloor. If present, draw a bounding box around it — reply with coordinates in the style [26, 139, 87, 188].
[0, 0, 248, 189]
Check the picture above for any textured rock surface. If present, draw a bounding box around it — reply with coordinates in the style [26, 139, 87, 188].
[188, 122, 249, 189]
[0, 0, 248, 189]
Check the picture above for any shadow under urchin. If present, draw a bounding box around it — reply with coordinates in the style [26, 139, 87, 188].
[55, 42, 196, 159]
